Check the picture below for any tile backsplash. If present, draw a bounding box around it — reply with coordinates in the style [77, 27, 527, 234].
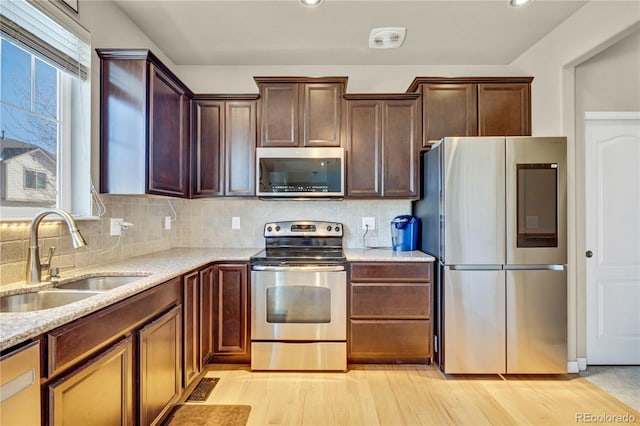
[0, 196, 411, 286]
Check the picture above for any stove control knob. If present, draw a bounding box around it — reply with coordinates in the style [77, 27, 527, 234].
[267, 226, 273, 232]
[326, 225, 332, 232]
[335, 226, 341, 233]
[275, 226, 281, 232]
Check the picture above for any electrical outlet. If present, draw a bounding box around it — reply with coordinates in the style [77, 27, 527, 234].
[232, 217, 241, 230]
[164, 216, 172, 230]
[362, 217, 375, 230]
[110, 218, 124, 236]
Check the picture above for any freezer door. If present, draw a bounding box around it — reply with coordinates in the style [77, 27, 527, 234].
[443, 137, 505, 265]
[506, 268, 568, 373]
[443, 268, 505, 374]
[506, 137, 567, 265]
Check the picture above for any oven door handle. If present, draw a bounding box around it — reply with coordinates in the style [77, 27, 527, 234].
[252, 265, 345, 272]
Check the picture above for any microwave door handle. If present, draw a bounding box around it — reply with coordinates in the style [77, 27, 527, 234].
[252, 265, 345, 272]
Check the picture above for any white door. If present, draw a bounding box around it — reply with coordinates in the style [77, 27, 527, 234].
[585, 112, 640, 364]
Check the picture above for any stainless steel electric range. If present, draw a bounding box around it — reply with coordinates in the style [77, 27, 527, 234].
[250, 220, 347, 371]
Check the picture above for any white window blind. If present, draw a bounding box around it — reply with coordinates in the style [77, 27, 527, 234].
[0, 0, 90, 79]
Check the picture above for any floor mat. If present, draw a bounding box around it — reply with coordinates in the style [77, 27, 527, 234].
[164, 404, 251, 426]
[186, 377, 219, 402]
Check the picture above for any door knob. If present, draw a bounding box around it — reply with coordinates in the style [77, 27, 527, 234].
[586, 250, 593, 258]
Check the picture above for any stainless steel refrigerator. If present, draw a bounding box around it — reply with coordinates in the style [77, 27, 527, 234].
[413, 136, 567, 374]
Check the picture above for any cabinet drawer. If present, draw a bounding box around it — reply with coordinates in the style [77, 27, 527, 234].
[349, 320, 431, 361]
[350, 283, 430, 318]
[47, 278, 181, 378]
[350, 262, 431, 282]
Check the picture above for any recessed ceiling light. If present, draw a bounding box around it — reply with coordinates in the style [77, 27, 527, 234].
[369, 27, 407, 49]
[509, 0, 532, 7]
[300, 0, 323, 7]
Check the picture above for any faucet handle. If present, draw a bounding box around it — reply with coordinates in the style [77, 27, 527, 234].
[42, 246, 56, 269]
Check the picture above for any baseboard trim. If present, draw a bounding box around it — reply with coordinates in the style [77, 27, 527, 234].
[568, 361, 580, 373]
[567, 358, 588, 373]
[578, 357, 587, 371]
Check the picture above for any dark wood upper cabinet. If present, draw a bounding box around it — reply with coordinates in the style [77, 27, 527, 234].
[407, 77, 532, 147]
[345, 94, 420, 199]
[192, 100, 224, 197]
[255, 77, 347, 147]
[97, 49, 191, 197]
[477, 83, 531, 136]
[192, 96, 257, 198]
[420, 83, 478, 142]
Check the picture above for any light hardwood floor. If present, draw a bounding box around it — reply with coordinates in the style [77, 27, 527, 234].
[198, 364, 639, 426]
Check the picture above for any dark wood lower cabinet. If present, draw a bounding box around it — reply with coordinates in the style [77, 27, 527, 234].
[213, 263, 250, 362]
[42, 278, 182, 426]
[182, 271, 199, 388]
[199, 265, 215, 367]
[349, 320, 432, 363]
[138, 305, 182, 426]
[47, 336, 134, 426]
[348, 262, 433, 364]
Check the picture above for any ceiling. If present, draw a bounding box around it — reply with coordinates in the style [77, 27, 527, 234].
[112, 0, 587, 66]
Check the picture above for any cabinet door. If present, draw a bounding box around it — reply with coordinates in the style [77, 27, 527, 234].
[182, 271, 199, 388]
[139, 306, 182, 426]
[213, 264, 249, 357]
[199, 265, 215, 368]
[345, 100, 381, 197]
[1, 341, 40, 426]
[98, 58, 147, 194]
[259, 83, 299, 146]
[477, 83, 531, 136]
[192, 101, 224, 197]
[47, 337, 133, 426]
[421, 83, 477, 145]
[148, 64, 189, 197]
[225, 101, 256, 196]
[382, 99, 419, 198]
[302, 83, 343, 147]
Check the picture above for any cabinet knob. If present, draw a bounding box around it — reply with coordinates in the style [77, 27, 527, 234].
[586, 250, 593, 258]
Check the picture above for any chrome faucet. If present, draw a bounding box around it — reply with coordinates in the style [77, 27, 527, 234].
[26, 208, 87, 284]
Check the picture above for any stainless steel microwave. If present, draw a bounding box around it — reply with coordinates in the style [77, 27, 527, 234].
[256, 147, 345, 198]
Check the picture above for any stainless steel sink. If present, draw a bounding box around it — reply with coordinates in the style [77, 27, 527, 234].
[0, 290, 103, 313]
[56, 275, 144, 291]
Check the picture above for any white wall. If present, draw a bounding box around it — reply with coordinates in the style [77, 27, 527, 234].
[78, 0, 177, 185]
[509, 1, 640, 367]
[574, 29, 640, 359]
[510, 1, 640, 136]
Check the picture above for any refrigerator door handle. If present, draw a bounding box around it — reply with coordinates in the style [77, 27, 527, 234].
[444, 265, 503, 271]
[503, 264, 566, 271]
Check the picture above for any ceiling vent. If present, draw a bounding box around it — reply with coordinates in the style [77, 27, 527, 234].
[369, 27, 407, 49]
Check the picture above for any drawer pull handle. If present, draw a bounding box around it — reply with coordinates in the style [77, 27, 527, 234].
[0, 369, 35, 402]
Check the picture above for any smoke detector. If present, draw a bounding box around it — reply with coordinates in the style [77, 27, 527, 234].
[369, 27, 407, 49]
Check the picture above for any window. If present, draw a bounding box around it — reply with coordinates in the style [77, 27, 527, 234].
[0, 0, 91, 219]
[24, 169, 47, 190]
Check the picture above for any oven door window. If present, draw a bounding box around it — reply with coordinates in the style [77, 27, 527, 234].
[266, 286, 331, 323]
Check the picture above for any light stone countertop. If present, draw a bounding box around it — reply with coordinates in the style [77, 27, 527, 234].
[0, 247, 434, 351]
[344, 248, 435, 262]
[0, 247, 260, 351]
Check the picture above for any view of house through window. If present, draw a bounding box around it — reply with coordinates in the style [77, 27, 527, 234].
[1, 37, 59, 211]
[0, 0, 92, 219]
